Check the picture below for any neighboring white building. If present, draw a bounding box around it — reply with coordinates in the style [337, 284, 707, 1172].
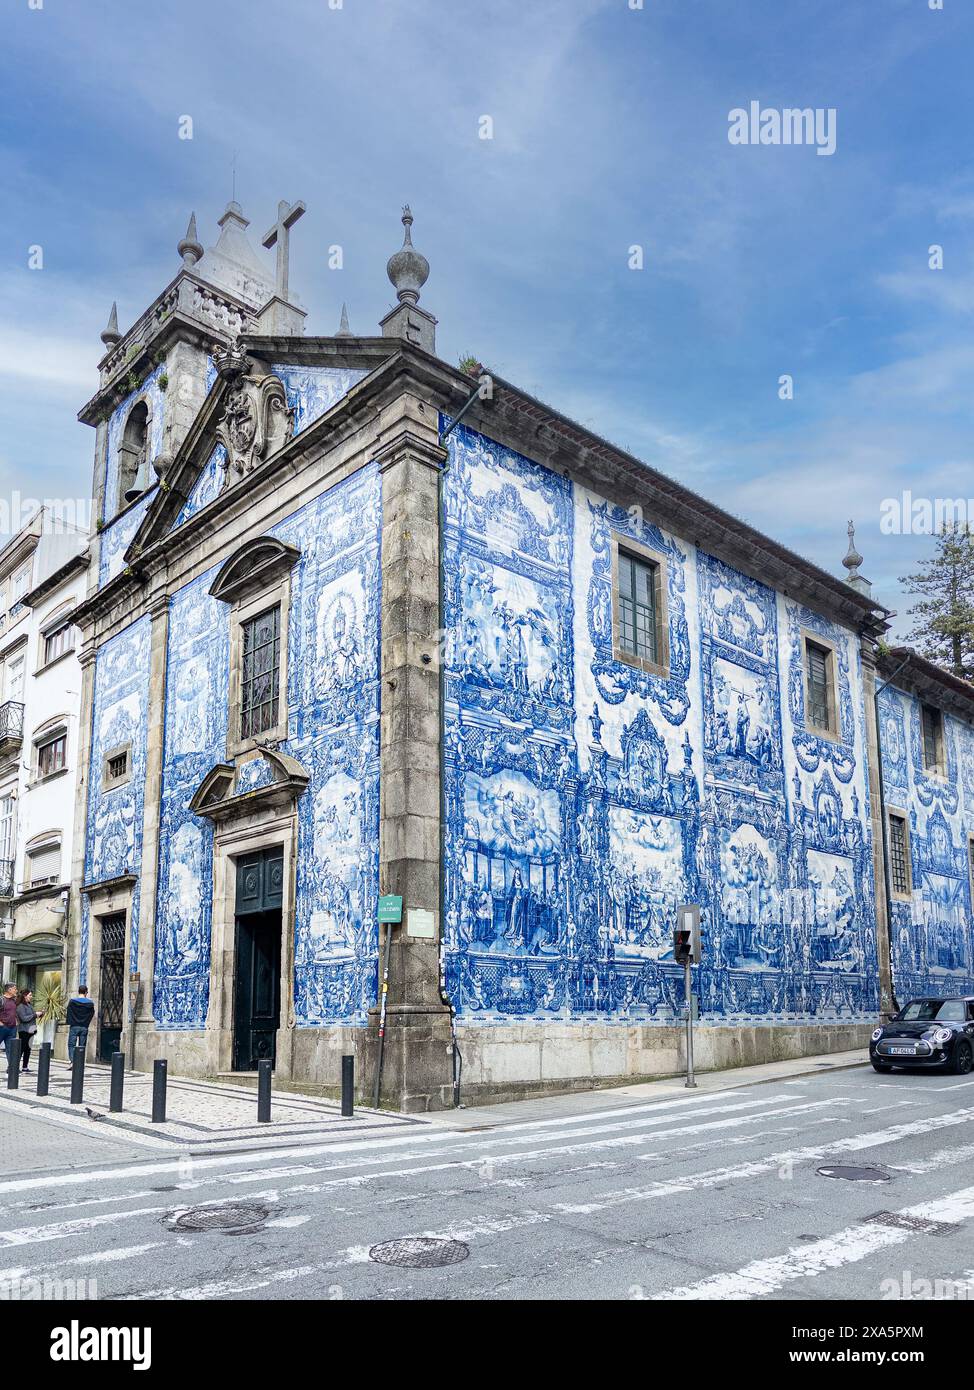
[0, 508, 89, 1008]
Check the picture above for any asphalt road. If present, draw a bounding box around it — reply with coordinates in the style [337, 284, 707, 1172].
[1, 1063, 973, 1301]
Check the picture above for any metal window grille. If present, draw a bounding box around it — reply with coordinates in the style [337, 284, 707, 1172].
[107, 752, 128, 781]
[805, 641, 832, 731]
[921, 704, 942, 772]
[889, 815, 910, 896]
[240, 606, 281, 739]
[618, 551, 659, 663]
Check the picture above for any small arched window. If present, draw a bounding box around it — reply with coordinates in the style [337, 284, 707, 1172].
[118, 400, 149, 509]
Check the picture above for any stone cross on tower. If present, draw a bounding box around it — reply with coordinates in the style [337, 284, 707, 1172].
[262, 199, 305, 303]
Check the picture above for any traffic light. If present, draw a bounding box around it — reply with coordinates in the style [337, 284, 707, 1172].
[674, 904, 702, 964]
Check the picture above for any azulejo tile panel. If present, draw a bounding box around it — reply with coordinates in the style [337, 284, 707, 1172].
[153, 571, 229, 1028]
[270, 364, 367, 436]
[879, 685, 974, 1001]
[442, 422, 880, 1026]
[279, 464, 381, 1026]
[81, 617, 152, 979]
[149, 464, 382, 1029]
[98, 488, 156, 588]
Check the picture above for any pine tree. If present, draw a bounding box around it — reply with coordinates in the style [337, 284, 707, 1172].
[899, 523, 974, 680]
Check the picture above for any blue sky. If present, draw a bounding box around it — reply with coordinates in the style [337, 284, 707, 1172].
[1, 0, 971, 631]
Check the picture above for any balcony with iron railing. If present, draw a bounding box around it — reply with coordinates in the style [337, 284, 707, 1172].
[0, 859, 15, 899]
[0, 701, 24, 756]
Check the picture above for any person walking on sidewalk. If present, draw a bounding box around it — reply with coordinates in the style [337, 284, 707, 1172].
[16, 989, 42, 1073]
[66, 985, 95, 1056]
[0, 982, 18, 1070]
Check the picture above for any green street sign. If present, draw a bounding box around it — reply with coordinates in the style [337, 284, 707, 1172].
[378, 894, 403, 924]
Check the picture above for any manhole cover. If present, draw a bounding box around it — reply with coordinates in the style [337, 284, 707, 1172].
[369, 1237, 470, 1269]
[169, 1202, 269, 1234]
[817, 1165, 891, 1183]
[863, 1211, 959, 1237]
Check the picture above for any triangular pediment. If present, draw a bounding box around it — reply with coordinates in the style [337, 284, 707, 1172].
[189, 749, 310, 823]
[126, 339, 392, 561]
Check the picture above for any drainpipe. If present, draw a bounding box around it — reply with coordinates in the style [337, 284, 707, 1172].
[873, 653, 911, 1017]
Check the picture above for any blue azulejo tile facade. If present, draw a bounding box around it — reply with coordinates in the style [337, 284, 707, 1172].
[277, 463, 382, 1027]
[441, 423, 880, 1028]
[879, 681, 974, 1001]
[153, 569, 229, 1027]
[147, 463, 382, 1031]
[81, 617, 152, 978]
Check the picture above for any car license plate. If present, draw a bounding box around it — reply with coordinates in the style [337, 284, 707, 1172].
[889, 1046, 916, 1055]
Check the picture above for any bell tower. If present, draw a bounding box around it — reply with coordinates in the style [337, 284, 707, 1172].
[79, 200, 306, 529]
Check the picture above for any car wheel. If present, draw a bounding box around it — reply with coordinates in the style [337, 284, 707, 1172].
[871, 1060, 892, 1073]
[952, 1041, 973, 1076]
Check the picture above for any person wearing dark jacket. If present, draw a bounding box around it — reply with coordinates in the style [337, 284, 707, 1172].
[0, 982, 18, 1068]
[66, 986, 95, 1055]
[16, 990, 42, 1072]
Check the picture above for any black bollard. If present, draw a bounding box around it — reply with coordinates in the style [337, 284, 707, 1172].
[36, 1042, 51, 1097]
[341, 1054, 354, 1117]
[257, 1058, 272, 1123]
[151, 1058, 167, 1123]
[109, 1051, 125, 1112]
[6, 1046, 18, 1090]
[70, 1045, 85, 1104]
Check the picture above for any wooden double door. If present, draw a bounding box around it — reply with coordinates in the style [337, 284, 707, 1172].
[232, 848, 283, 1071]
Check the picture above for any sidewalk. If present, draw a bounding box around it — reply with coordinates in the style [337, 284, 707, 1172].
[1, 1060, 422, 1153]
[424, 1047, 871, 1130]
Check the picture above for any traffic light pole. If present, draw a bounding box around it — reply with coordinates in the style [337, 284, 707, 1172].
[684, 957, 696, 1089]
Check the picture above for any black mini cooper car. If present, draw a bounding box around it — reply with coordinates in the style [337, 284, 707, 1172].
[870, 996, 974, 1074]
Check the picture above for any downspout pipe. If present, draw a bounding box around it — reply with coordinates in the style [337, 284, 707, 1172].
[873, 654, 911, 1017]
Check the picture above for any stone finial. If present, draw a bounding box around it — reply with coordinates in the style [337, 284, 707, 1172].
[842, 520, 864, 579]
[386, 205, 430, 305]
[100, 301, 122, 348]
[842, 520, 873, 598]
[336, 302, 351, 337]
[178, 212, 204, 268]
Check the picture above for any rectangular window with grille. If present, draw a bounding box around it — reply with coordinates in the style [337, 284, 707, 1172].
[804, 638, 835, 734]
[921, 703, 943, 773]
[617, 550, 660, 664]
[36, 733, 66, 778]
[889, 813, 911, 898]
[240, 605, 281, 740]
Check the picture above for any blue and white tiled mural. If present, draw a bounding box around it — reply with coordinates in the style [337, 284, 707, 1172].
[441, 422, 880, 1026]
[879, 685, 974, 1001]
[278, 463, 381, 1027]
[147, 462, 382, 1029]
[98, 487, 156, 588]
[271, 364, 366, 436]
[153, 571, 229, 1027]
[81, 617, 152, 978]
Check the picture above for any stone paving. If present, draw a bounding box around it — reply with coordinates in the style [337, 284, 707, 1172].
[2, 1060, 422, 1152]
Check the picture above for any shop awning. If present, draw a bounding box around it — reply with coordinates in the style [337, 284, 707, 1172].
[0, 933, 64, 967]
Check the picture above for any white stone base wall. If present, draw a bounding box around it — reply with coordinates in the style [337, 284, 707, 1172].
[453, 1020, 875, 1105]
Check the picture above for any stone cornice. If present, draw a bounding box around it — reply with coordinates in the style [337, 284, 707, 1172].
[878, 645, 974, 724]
[69, 337, 892, 648]
[22, 549, 90, 608]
